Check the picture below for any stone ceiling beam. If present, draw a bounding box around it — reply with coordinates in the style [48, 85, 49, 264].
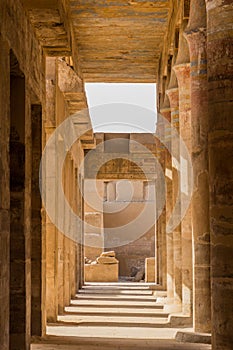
[22, 0, 72, 56]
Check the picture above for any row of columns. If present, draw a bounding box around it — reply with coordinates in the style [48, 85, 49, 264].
[159, 7, 210, 332]
[158, 0, 233, 347]
[44, 58, 85, 324]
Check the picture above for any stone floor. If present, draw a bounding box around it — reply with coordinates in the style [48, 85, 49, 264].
[31, 283, 211, 350]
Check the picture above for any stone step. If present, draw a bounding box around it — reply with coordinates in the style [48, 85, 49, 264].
[81, 283, 156, 288]
[70, 299, 162, 308]
[64, 306, 167, 316]
[75, 294, 157, 302]
[31, 335, 211, 350]
[57, 314, 169, 327]
[31, 285, 212, 350]
[45, 324, 187, 340]
[78, 289, 153, 295]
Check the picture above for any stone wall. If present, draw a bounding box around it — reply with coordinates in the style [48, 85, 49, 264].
[103, 183, 156, 277]
[0, 1, 45, 347]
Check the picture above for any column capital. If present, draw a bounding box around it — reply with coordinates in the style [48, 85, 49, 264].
[173, 63, 191, 82]
[184, 29, 207, 62]
[184, 28, 206, 43]
[175, 21, 190, 66]
[160, 107, 171, 114]
[166, 88, 179, 116]
[184, 0, 206, 35]
[166, 87, 179, 101]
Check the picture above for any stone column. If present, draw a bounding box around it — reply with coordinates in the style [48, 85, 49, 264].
[70, 158, 77, 298]
[57, 136, 65, 314]
[173, 21, 193, 316]
[206, 0, 233, 347]
[160, 99, 175, 305]
[155, 115, 167, 288]
[185, 0, 211, 333]
[67, 154, 76, 299]
[74, 166, 80, 291]
[45, 126, 58, 322]
[0, 34, 10, 350]
[45, 58, 58, 322]
[166, 67, 182, 311]
[9, 58, 30, 350]
[63, 154, 71, 307]
[31, 104, 43, 336]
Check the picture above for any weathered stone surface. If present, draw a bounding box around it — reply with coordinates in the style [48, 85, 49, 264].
[133, 266, 145, 282]
[166, 85, 182, 310]
[185, 0, 211, 333]
[70, 0, 170, 82]
[206, 0, 233, 347]
[97, 256, 118, 265]
[0, 34, 10, 350]
[85, 263, 119, 282]
[145, 257, 156, 283]
[101, 251, 116, 258]
[173, 22, 193, 317]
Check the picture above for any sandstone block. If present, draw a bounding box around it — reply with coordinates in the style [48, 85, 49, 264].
[101, 251, 116, 258]
[85, 263, 119, 282]
[97, 256, 118, 264]
[145, 257, 156, 283]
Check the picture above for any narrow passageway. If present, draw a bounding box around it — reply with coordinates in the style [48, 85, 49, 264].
[1, 1, 232, 350]
[31, 283, 211, 350]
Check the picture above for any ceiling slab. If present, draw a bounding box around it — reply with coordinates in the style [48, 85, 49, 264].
[69, 0, 170, 82]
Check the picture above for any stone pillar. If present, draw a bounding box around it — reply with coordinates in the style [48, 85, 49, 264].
[185, 0, 211, 333]
[74, 165, 81, 291]
[69, 158, 76, 297]
[67, 154, 76, 299]
[160, 99, 174, 304]
[41, 92, 47, 337]
[9, 55, 31, 349]
[25, 91, 33, 350]
[45, 126, 58, 322]
[0, 35, 10, 350]
[173, 22, 193, 316]
[80, 174, 85, 287]
[31, 104, 43, 336]
[166, 67, 182, 311]
[45, 58, 58, 322]
[155, 115, 167, 288]
[57, 229, 64, 314]
[63, 154, 71, 306]
[206, 0, 233, 347]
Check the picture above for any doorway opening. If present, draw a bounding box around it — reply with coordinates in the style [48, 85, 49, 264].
[83, 132, 157, 285]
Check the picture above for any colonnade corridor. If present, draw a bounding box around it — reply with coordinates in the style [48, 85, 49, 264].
[1, 0, 233, 350]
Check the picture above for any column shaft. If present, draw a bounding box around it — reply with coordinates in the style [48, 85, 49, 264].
[0, 34, 10, 350]
[166, 87, 182, 309]
[174, 62, 193, 316]
[155, 116, 167, 288]
[185, 0, 211, 333]
[206, 0, 233, 347]
[45, 128, 58, 322]
[160, 106, 174, 303]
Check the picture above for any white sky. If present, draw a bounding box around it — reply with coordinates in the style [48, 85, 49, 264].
[85, 83, 157, 133]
